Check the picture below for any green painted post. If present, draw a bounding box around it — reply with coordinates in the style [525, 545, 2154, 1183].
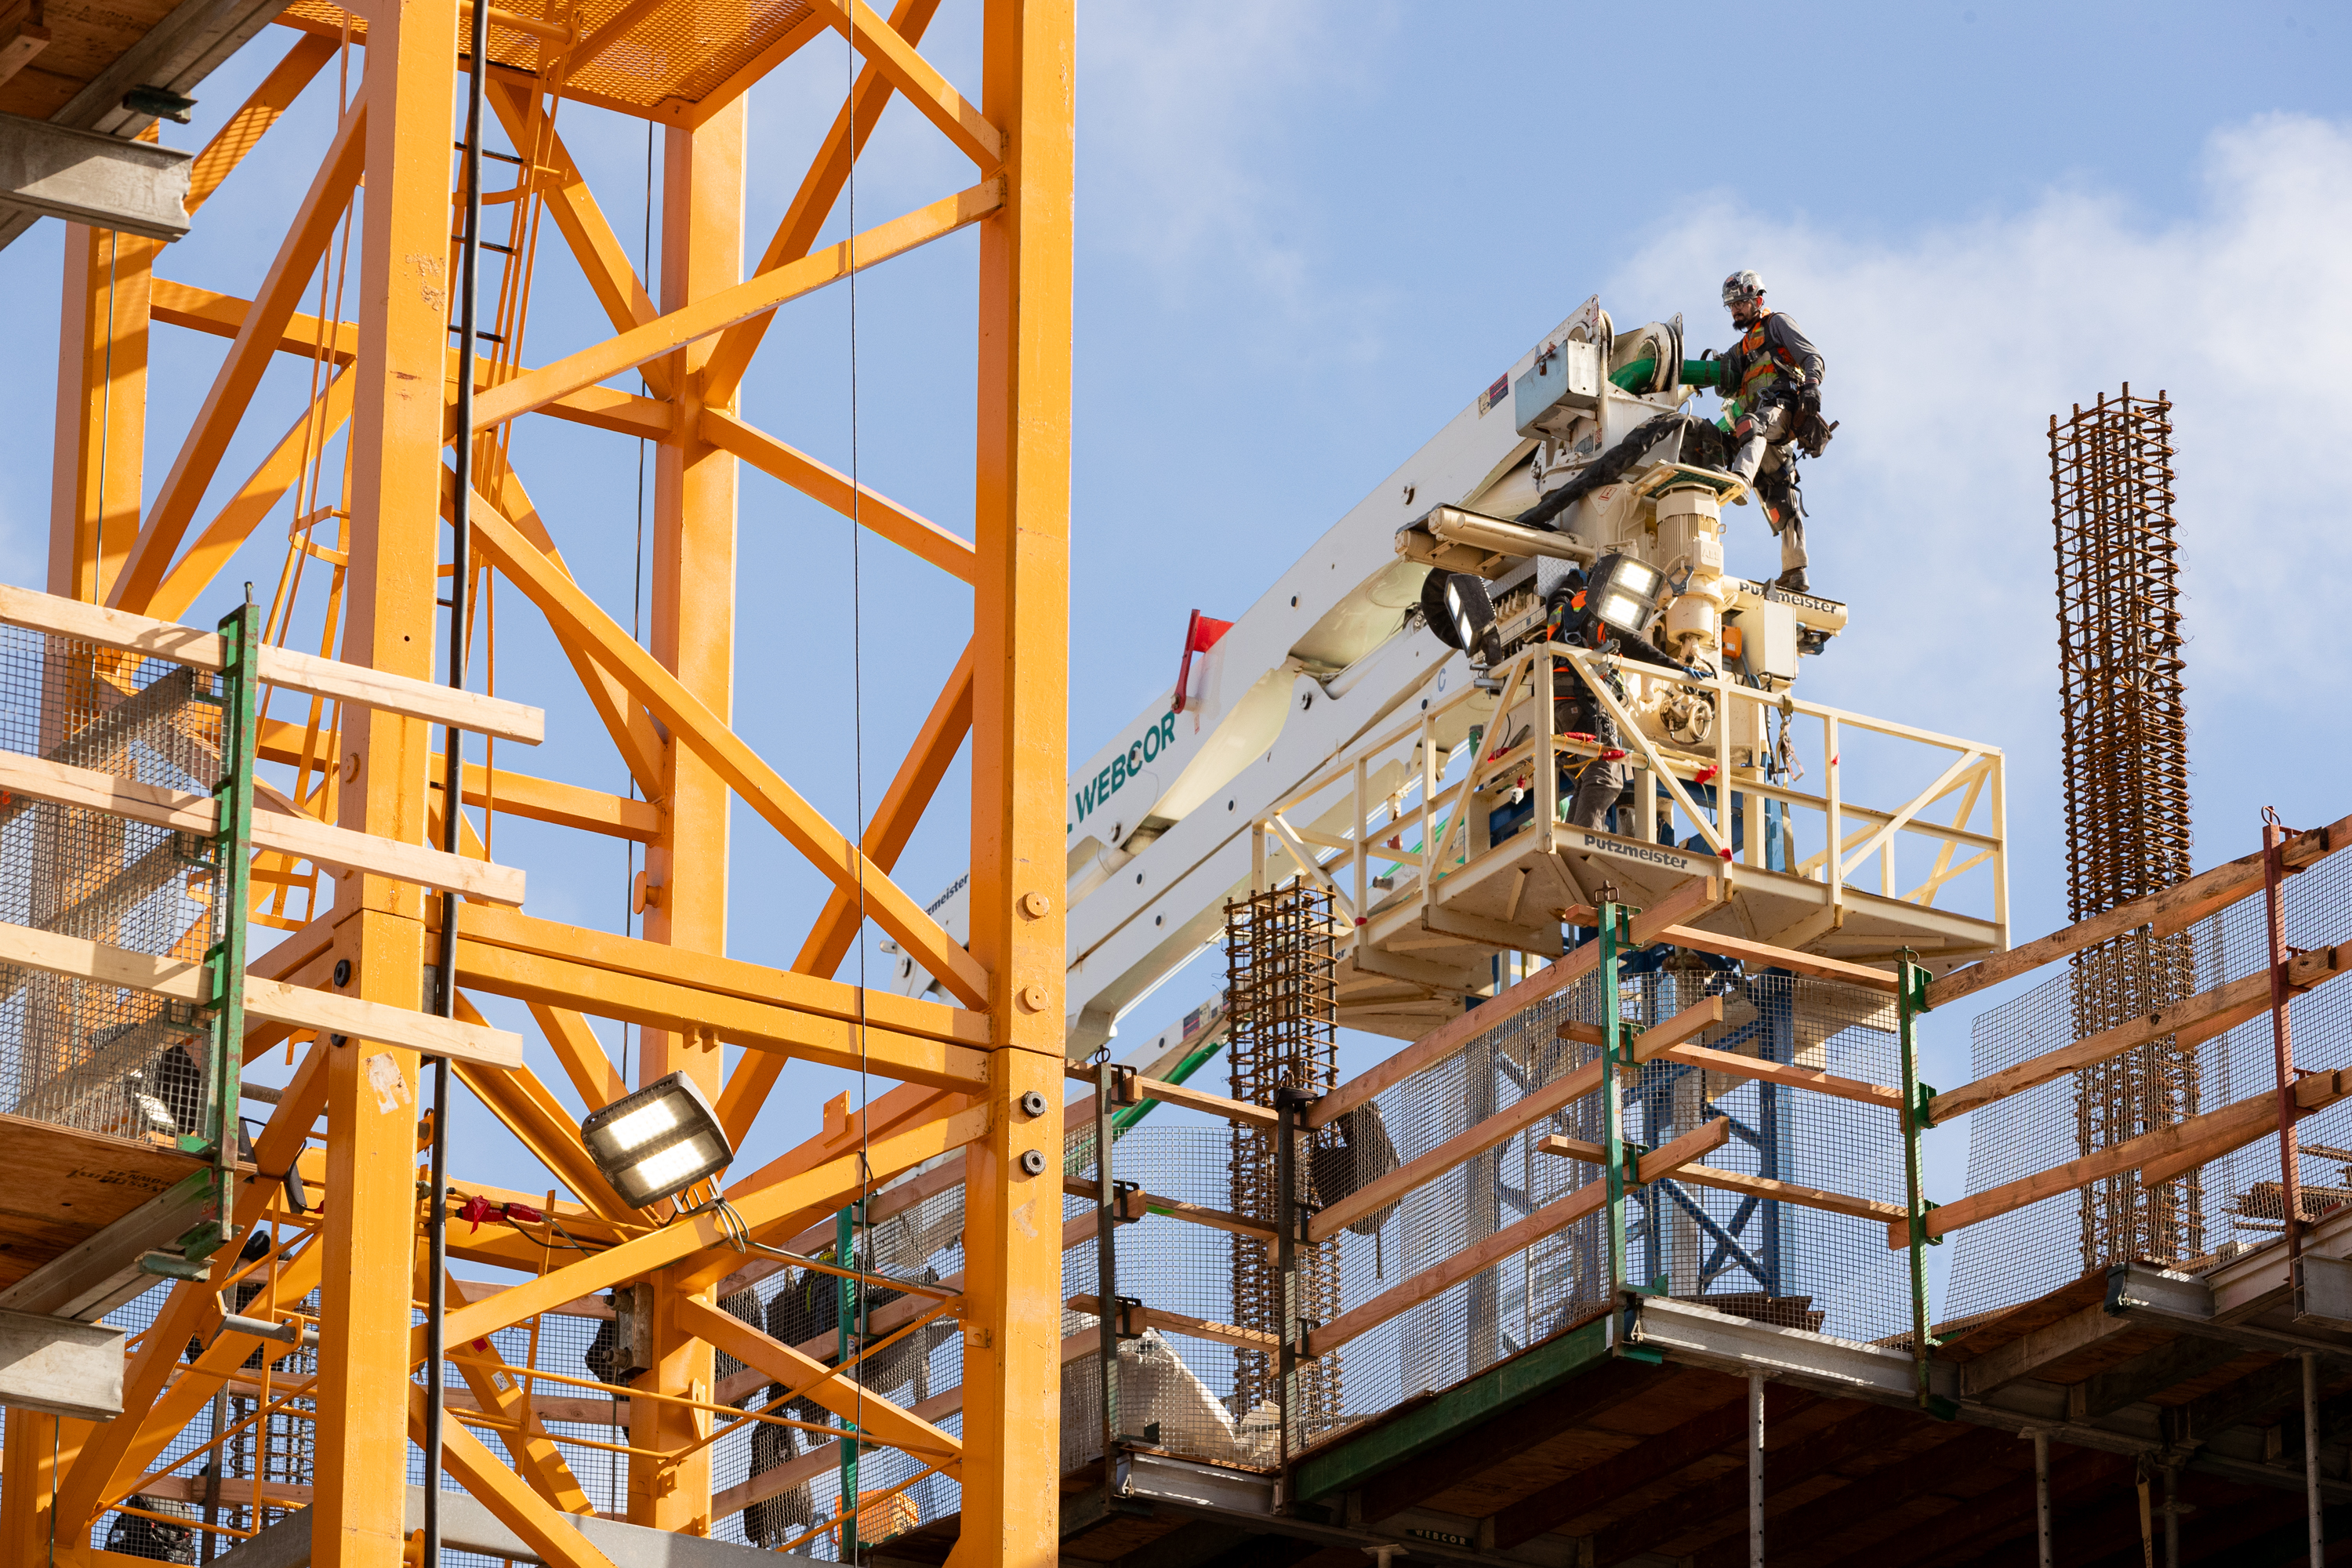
[1896, 953, 1951, 1417]
[193, 597, 257, 1255]
[1600, 904, 1628, 1300]
[837, 1203, 861, 1561]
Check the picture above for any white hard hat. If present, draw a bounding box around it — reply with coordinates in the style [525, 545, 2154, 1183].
[1722, 270, 1765, 305]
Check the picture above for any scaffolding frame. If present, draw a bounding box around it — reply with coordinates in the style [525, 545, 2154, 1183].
[0, 1, 1073, 1563]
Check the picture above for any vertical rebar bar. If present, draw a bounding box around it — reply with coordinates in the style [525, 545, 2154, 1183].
[2052, 386, 2199, 1270]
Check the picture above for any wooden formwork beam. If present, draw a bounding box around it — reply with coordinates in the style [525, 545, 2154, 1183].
[0, 919, 521, 1067]
[1893, 1057, 2352, 1248]
[0, 746, 524, 905]
[1305, 1120, 1730, 1358]
[1928, 942, 2352, 1124]
[1927, 810, 2352, 1011]
[1308, 876, 1726, 1131]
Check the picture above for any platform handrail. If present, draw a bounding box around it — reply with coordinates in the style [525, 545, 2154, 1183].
[1254, 637, 2007, 946]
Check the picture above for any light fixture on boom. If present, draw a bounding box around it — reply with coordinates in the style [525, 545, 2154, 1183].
[1420, 569, 1504, 666]
[1585, 553, 1666, 641]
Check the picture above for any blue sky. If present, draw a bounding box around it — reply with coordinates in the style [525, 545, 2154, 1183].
[1, 1, 2347, 1314]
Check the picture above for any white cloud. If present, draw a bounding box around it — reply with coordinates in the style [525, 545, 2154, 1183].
[1608, 114, 2352, 737]
[1076, 0, 1399, 358]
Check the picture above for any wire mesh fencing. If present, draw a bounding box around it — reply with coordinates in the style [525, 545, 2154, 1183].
[1058, 952, 1914, 1470]
[697, 1181, 969, 1557]
[1947, 843, 2352, 1319]
[1285, 960, 1908, 1457]
[0, 626, 227, 1145]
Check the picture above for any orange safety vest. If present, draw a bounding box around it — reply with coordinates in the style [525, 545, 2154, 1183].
[1736, 314, 1795, 399]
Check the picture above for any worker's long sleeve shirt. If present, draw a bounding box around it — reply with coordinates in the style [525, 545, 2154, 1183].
[1721, 310, 1824, 398]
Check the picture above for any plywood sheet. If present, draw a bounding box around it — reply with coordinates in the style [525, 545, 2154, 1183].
[0, 1111, 205, 1289]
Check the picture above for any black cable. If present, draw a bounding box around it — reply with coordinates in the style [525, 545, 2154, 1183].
[424, 0, 489, 1558]
[624, 116, 652, 1092]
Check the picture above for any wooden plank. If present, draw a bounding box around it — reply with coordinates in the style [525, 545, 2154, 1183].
[1555, 996, 1726, 1063]
[1059, 1181, 1275, 1241]
[1628, 995, 1725, 1060]
[1929, 971, 2280, 1124]
[1538, 1134, 1904, 1221]
[1927, 811, 2352, 1010]
[0, 0, 51, 87]
[1065, 1294, 1276, 1353]
[1063, 1063, 1276, 1129]
[0, 919, 522, 1069]
[0, 583, 545, 744]
[2071, 1334, 2246, 1421]
[2136, 1120, 2274, 1189]
[1486, 1377, 1755, 1548]
[1895, 1062, 2352, 1247]
[1646, 1039, 1904, 1112]
[0, 1116, 208, 1290]
[1307, 876, 1725, 1131]
[259, 793, 524, 906]
[1652, 924, 1900, 993]
[1305, 1120, 1728, 1357]
[1292, 1314, 1617, 1504]
[1308, 1058, 1604, 1243]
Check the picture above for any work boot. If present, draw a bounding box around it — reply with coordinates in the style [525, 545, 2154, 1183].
[1773, 568, 1809, 594]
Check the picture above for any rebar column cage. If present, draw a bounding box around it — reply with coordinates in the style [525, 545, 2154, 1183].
[1222, 886, 1340, 1446]
[2050, 385, 2202, 1269]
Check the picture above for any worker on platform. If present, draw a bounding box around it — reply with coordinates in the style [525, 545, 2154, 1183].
[1545, 575, 1630, 832]
[1700, 270, 1829, 594]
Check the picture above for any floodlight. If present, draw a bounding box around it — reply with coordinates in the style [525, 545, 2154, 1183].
[580, 1071, 734, 1208]
[1586, 554, 1665, 641]
[1419, 570, 1503, 666]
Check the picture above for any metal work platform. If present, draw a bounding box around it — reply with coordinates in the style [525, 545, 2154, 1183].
[1250, 639, 2007, 1040]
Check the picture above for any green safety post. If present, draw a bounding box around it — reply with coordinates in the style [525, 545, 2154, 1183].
[837, 1201, 862, 1561]
[1896, 951, 1955, 1418]
[1602, 901, 1668, 1362]
[185, 597, 258, 1265]
[1602, 901, 1628, 1293]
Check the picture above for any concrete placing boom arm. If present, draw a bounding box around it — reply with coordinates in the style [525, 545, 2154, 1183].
[890, 296, 1853, 1062]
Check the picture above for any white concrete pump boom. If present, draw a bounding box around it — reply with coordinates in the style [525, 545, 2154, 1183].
[889, 295, 2003, 1067]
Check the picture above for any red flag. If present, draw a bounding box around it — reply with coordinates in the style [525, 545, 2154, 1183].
[1174, 609, 1234, 714]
